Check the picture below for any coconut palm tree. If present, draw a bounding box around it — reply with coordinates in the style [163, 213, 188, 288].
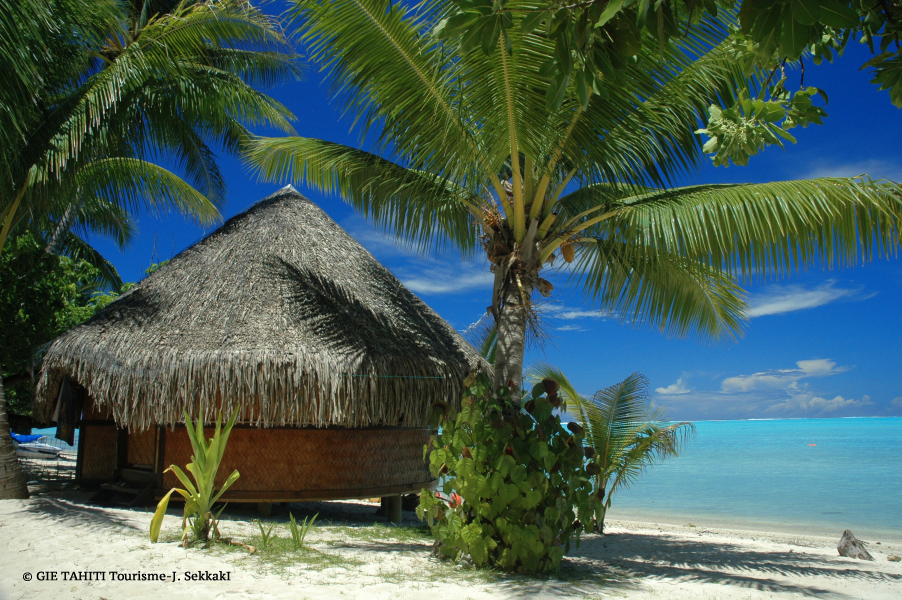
[529, 365, 692, 533]
[1, 0, 299, 254]
[249, 0, 901, 399]
[0, 0, 299, 499]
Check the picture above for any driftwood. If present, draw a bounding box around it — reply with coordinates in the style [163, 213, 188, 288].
[837, 530, 874, 560]
[226, 539, 256, 555]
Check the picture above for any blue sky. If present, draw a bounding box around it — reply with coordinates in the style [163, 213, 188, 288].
[91, 20, 901, 421]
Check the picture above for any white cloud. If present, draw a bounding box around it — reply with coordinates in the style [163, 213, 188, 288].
[555, 325, 586, 332]
[542, 304, 611, 321]
[345, 222, 420, 258]
[649, 360, 883, 420]
[556, 309, 607, 320]
[892, 397, 902, 409]
[794, 359, 843, 377]
[721, 359, 847, 393]
[650, 389, 759, 420]
[801, 159, 902, 183]
[655, 377, 691, 395]
[766, 392, 873, 415]
[401, 267, 493, 295]
[747, 280, 871, 318]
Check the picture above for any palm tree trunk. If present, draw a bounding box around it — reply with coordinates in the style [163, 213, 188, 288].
[0, 373, 30, 499]
[593, 499, 610, 534]
[492, 276, 532, 402]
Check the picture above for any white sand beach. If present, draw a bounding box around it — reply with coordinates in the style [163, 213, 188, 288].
[1, 494, 900, 600]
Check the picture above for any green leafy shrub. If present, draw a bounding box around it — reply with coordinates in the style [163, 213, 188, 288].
[417, 372, 598, 573]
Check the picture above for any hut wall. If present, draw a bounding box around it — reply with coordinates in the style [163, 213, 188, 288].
[161, 426, 435, 501]
[126, 427, 157, 468]
[77, 398, 118, 482]
[78, 423, 118, 481]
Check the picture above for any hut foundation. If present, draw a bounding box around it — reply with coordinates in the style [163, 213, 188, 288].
[381, 495, 402, 523]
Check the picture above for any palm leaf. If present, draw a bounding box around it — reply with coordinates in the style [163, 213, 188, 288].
[464, 315, 499, 365]
[557, 372, 694, 510]
[566, 238, 749, 341]
[149, 487, 176, 543]
[2, 0, 298, 259]
[248, 136, 481, 255]
[55, 232, 124, 290]
[617, 178, 902, 280]
[524, 362, 589, 418]
[289, 0, 478, 180]
[73, 158, 221, 225]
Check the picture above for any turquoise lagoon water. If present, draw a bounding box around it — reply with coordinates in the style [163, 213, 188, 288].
[29, 427, 79, 450]
[606, 417, 902, 541]
[28, 420, 900, 539]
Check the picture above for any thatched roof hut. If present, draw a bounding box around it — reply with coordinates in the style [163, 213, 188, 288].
[35, 186, 484, 428]
[32, 187, 486, 503]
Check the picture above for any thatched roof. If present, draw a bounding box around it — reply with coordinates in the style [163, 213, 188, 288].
[34, 187, 487, 430]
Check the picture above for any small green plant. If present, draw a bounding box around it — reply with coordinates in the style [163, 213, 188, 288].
[288, 512, 318, 550]
[418, 371, 598, 574]
[529, 366, 694, 534]
[257, 521, 276, 550]
[149, 410, 240, 545]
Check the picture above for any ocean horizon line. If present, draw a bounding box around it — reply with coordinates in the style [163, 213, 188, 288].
[675, 415, 901, 423]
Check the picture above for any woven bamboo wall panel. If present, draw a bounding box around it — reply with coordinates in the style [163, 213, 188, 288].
[80, 425, 118, 480]
[127, 427, 156, 467]
[161, 427, 433, 498]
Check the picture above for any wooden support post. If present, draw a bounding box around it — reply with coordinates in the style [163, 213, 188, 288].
[382, 495, 402, 524]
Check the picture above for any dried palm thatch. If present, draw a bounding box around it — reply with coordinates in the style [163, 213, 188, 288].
[34, 187, 488, 430]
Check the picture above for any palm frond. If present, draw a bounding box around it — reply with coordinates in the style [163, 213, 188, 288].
[525, 362, 589, 418]
[27, 1, 297, 184]
[31, 190, 136, 251]
[619, 178, 902, 280]
[72, 158, 221, 226]
[248, 136, 480, 255]
[464, 314, 498, 365]
[566, 18, 749, 187]
[560, 372, 695, 516]
[248, 0, 902, 375]
[55, 232, 123, 290]
[289, 0, 477, 180]
[566, 238, 749, 342]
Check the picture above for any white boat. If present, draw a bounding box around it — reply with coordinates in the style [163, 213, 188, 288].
[15, 442, 62, 459]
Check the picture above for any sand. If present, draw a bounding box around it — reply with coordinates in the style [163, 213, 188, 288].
[1, 494, 900, 600]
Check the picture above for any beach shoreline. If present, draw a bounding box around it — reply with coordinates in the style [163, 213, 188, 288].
[1, 494, 900, 600]
[605, 508, 902, 545]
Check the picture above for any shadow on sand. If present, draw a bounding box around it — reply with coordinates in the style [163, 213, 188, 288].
[16, 496, 141, 533]
[12, 494, 900, 599]
[557, 531, 902, 598]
